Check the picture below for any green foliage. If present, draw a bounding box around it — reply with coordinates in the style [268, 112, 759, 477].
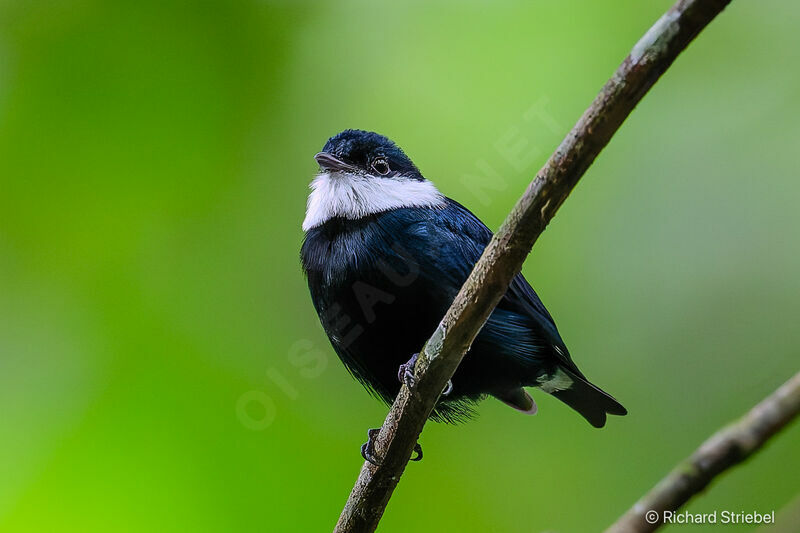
[0, 1, 798, 531]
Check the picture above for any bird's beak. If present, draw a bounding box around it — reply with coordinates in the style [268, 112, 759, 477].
[314, 152, 354, 172]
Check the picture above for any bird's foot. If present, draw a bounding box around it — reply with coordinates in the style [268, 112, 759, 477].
[398, 353, 453, 397]
[442, 379, 453, 396]
[411, 442, 423, 461]
[397, 353, 419, 389]
[360, 428, 424, 465]
[360, 428, 382, 466]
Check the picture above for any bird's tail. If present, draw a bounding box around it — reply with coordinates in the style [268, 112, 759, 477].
[548, 367, 627, 428]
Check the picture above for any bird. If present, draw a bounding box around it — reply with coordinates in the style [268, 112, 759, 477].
[300, 129, 626, 462]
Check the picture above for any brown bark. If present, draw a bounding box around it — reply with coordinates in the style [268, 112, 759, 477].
[606, 372, 800, 533]
[335, 1, 734, 531]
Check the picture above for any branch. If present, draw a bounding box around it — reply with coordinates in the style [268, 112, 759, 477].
[335, 1, 732, 531]
[606, 371, 800, 533]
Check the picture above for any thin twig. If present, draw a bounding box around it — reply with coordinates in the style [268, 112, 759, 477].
[606, 371, 800, 533]
[335, 1, 733, 531]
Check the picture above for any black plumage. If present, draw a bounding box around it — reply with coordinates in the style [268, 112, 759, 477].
[300, 130, 626, 427]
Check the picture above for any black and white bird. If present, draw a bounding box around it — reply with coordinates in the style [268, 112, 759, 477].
[300, 130, 625, 453]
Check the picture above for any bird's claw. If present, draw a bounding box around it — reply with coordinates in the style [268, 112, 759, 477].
[411, 442, 423, 461]
[442, 379, 453, 396]
[397, 352, 419, 389]
[360, 428, 382, 466]
[360, 428, 424, 465]
[398, 353, 453, 397]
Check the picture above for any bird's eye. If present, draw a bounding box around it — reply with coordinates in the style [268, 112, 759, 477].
[371, 158, 390, 175]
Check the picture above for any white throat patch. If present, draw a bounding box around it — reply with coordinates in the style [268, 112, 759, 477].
[302, 171, 445, 231]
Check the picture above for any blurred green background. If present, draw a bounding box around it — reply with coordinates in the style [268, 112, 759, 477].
[1, 0, 798, 531]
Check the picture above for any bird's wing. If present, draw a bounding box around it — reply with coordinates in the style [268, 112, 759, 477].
[432, 197, 584, 376]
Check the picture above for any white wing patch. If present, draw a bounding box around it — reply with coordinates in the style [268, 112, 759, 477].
[302, 171, 445, 231]
[536, 367, 574, 393]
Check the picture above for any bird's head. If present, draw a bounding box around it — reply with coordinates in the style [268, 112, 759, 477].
[302, 130, 443, 231]
[314, 129, 424, 182]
